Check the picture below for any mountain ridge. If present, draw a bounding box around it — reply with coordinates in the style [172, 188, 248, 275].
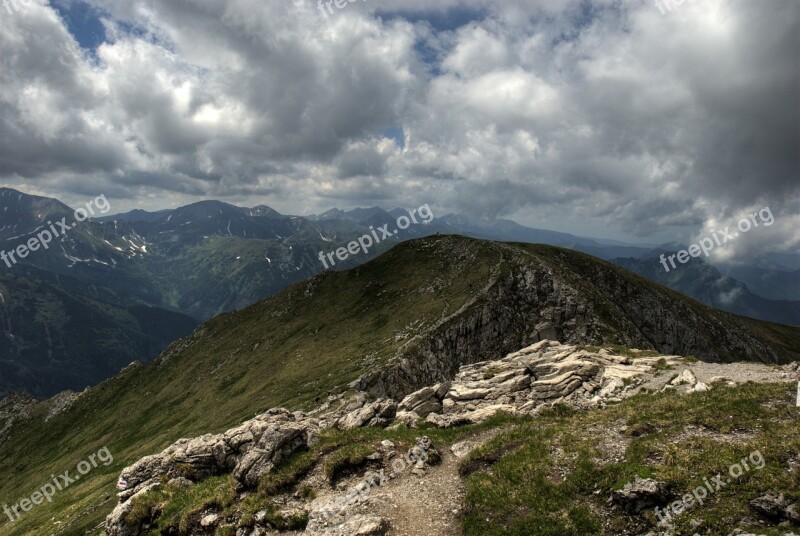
[1, 235, 798, 535]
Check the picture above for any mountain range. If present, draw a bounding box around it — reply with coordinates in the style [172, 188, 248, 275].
[0, 187, 798, 398]
[0, 235, 798, 535]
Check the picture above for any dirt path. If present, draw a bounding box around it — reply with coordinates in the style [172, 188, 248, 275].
[638, 360, 798, 393]
[369, 446, 465, 536]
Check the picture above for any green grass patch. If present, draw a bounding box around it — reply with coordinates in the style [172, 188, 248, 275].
[462, 382, 800, 536]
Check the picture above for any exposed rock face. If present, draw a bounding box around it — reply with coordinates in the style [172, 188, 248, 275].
[111, 409, 319, 504]
[44, 390, 79, 422]
[418, 340, 669, 428]
[354, 242, 788, 401]
[0, 391, 35, 447]
[357, 260, 606, 399]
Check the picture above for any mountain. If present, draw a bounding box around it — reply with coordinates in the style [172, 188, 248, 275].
[0, 272, 197, 399]
[1, 236, 798, 534]
[5, 190, 792, 326]
[719, 264, 800, 301]
[613, 254, 800, 326]
[7, 188, 773, 327]
[2, 187, 796, 399]
[1, 190, 447, 321]
[344, 206, 389, 222]
[438, 213, 599, 246]
[0, 188, 74, 241]
[95, 208, 173, 223]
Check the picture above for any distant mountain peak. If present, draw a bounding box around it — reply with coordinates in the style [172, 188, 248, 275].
[248, 205, 284, 218]
[314, 208, 348, 221]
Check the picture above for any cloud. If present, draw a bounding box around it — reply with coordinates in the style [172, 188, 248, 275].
[0, 0, 796, 255]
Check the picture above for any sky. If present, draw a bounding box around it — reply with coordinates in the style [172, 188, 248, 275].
[0, 0, 798, 257]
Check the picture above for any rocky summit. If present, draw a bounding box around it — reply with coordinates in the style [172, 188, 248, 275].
[105, 341, 800, 536]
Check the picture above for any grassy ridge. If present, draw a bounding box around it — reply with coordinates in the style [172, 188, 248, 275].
[0, 236, 798, 535]
[0, 237, 498, 535]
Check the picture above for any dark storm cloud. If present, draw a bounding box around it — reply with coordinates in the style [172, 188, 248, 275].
[0, 0, 796, 256]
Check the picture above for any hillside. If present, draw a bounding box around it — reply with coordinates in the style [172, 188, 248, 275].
[0, 273, 198, 399]
[614, 255, 800, 326]
[0, 236, 798, 535]
[3, 188, 794, 400]
[101, 344, 799, 536]
[0, 189, 438, 322]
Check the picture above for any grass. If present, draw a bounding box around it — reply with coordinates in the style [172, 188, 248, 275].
[125, 475, 236, 534]
[130, 414, 518, 535]
[128, 382, 800, 535]
[461, 382, 800, 536]
[1, 236, 798, 535]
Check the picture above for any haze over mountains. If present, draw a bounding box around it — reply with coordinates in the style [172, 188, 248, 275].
[1, 187, 798, 398]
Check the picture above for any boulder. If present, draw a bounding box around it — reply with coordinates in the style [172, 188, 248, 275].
[671, 369, 697, 386]
[612, 477, 672, 514]
[337, 399, 397, 430]
[750, 492, 800, 524]
[687, 382, 711, 393]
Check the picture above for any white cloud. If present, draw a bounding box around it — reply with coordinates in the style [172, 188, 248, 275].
[0, 0, 796, 253]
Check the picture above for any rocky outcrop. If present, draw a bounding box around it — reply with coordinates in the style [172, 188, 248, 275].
[750, 492, 800, 525]
[0, 389, 82, 447]
[0, 391, 35, 447]
[105, 482, 161, 536]
[44, 390, 79, 422]
[105, 340, 796, 536]
[612, 477, 672, 514]
[336, 399, 397, 430]
[397, 382, 449, 418]
[109, 409, 319, 514]
[412, 340, 669, 428]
